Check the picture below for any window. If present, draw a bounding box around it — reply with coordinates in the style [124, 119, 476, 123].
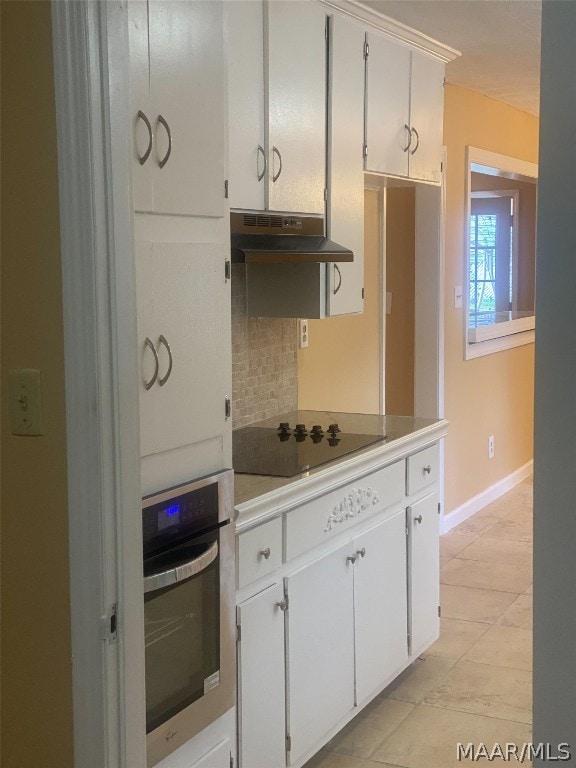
[464, 148, 537, 358]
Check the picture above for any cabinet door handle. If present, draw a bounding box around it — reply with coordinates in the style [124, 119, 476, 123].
[136, 110, 153, 165]
[157, 114, 172, 168]
[414, 515, 423, 525]
[403, 124, 412, 153]
[272, 146, 282, 182]
[257, 144, 267, 182]
[157, 335, 173, 386]
[333, 264, 342, 295]
[346, 554, 357, 564]
[356, 547, 366, 558]
[276, 599, 288, 611]
[423, 464, 432, 475]
[410, 126, 420, 155]
[259, 547, 271, 560]
[143, 337, 159, 390]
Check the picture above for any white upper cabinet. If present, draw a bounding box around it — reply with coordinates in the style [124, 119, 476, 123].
[267, 1, 327, 215]
[326, 13, 366, 316]
[408, 52, 445, 183]
[135, 241, 231, 459]
[365, 33, 445, 183]
[129, 0, 226, 217]
[226, 0, 266, 211]
[227, 0, 326, 214]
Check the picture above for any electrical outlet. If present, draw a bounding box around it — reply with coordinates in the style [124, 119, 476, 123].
[299, 319, 309, 349]
[488, 435, 495, 459]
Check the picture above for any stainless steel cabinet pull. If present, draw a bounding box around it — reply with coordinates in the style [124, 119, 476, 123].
[157, 114, 172, 168]
[257, 144, 267, 182]
[276, 599, 288, 611]
[157, 334, 173, 386]
[410, 126, 420, 155]
[143, 337, 159, 390]
[423, 464, 432, 474]
[136, 110, 153, 165]
[403, 124, 412, 153]
[414, 515, 423, 524]
[259, 547, 271, 560]
[333, 264, 342, 295]
[144, 541, 218, 594]
[272, 146, 282, 182]
[356, 547, 366, 558]
[346, 554, 357, 564]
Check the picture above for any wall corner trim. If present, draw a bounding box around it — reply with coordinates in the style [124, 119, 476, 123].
[441, 460, 534, 534]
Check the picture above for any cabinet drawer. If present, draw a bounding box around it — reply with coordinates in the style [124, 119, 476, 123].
[285, 460, 405, 561]
[238, 518, 282, 589]
[406, 444, 439, 496]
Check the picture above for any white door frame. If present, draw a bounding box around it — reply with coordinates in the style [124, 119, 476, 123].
[51, 2, 145, 766]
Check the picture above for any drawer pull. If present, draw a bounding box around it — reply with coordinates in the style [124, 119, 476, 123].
[346, 554, 357, 564]
[414, 515, 423, 524]
[423, 465, 432, 475]
[356, 547, 366, 558]
[259, 547, 271, 560]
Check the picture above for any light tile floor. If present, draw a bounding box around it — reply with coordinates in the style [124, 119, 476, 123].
[304, 478, 534, 768]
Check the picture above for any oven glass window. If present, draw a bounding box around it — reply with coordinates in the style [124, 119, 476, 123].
[144, 539, 220, 733]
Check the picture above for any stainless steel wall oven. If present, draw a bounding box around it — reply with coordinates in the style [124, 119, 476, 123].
[142, 470, 235, 767]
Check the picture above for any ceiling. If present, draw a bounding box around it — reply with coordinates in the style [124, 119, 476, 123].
[361, 0, 542, 116]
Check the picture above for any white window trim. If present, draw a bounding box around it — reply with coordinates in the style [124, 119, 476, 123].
[464, 146, 537, 360]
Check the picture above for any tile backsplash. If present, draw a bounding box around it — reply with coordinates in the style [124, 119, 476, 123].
[232, 264, 297, 429]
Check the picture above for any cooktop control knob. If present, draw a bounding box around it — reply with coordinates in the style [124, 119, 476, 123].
[294, 424, 308, 435]
[310, 425, 324, 436]
[277, 422, 292, 435]
[327, 423, 341, 435]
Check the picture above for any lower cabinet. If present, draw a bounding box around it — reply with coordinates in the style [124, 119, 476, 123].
[237, 584, 286, 768]
[236, 450, 443, 768]
[285, 544, 355, 765]
[408, 492, 440, 654]
[353, 511, 408, 704]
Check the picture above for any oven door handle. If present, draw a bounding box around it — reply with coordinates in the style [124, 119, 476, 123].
[144, 540, 218, 595]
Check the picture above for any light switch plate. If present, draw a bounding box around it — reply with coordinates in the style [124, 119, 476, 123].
[9, 368, 44, 436]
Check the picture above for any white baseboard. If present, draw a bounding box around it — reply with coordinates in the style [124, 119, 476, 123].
[442, 460, 533, 534]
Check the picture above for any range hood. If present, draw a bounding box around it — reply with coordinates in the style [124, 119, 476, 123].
[230, 212, 354, 263]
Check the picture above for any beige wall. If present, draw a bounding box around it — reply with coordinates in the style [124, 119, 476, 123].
[298, 189, 382, 413]
[443, 85, 538, 512]
[1, 2, 75, 766]
[385, 187, 415, 415]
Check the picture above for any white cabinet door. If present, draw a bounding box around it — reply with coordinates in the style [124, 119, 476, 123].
[408, 492, 440, 654]
[237, 584, 286, 768]
[129, 1, 226, 217]
[285, 545, 355, 765]
[408, 52, 444, 184]
[149, 0, 226, 217]
[267, 1, 327, 215]
[326, 13, 365, 316]
[128, 0, 154, 213]
[365, 32, 411, 177]
[136, 241, 231, 458]
[226, 0, 266, 211]
[353, 511, 408, 704]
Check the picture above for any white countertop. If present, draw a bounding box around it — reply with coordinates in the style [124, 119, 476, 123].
[234, 412, 448, 532]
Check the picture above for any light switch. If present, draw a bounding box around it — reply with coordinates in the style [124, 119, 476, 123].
[9, 368, 44, 436]
[454, 286, 463, 309]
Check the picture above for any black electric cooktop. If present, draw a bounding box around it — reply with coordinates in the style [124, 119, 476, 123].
[233, 421, 386, 477]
